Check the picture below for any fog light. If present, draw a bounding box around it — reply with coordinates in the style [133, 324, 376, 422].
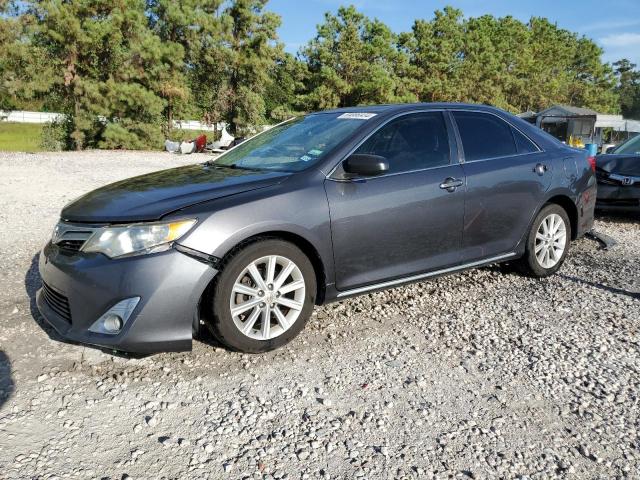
[88, 297, 140, 335]
[102, 314, 123, 333]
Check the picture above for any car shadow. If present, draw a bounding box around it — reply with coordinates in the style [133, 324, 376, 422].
[24, 253, 148, 359]
[558, 273, 640, 301]
[0, 351, 14, 410]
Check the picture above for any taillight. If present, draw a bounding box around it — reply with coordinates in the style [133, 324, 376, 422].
[587, 155, 596, 172]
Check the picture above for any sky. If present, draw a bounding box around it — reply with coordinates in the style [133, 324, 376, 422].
[268, 0, 640, 66]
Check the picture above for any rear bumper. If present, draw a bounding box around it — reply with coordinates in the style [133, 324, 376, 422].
[575, 179, 597, 238]
[37, 242, 218, 354]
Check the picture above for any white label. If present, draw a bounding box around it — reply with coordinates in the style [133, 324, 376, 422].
[337, 112, 377, 120]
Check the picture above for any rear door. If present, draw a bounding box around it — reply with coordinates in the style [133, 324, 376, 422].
[325, 111, 466, 291]
[451, 110, 552, 260]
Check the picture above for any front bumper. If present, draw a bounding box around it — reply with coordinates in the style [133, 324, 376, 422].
[37, 242, 218, 353]
[596, 182, 640, 212]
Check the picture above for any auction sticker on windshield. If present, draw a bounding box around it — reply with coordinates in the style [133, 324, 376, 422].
[337, 113, 377, 120]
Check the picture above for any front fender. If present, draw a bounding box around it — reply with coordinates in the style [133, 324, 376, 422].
[175, 182, 335, 286]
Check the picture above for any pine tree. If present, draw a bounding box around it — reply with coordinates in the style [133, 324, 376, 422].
[26, 0, 176, 149]
[223, 0, 281, 134]
[401, 7, 466, 103]
[0, 1, 53, 111]
[301, 5, 417, 110]
[401, 9, 619, 113]
[0, 1, 626, 150]
[614, 59, 640, 119]
[263, 51, 308, 121]
[146, 0, 202, 130]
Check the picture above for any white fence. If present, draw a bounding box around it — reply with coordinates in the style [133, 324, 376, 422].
[172, 120, 226, 131]
[0, 110, 64, 124]
[0, 110, 224, 131]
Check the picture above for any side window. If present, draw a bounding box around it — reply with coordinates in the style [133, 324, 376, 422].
[355, 112, 450, 174]
[452, 111, 517, 161]
[512, 127, 539, 154]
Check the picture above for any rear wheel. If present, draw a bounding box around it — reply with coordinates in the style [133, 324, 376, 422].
[208, 239, 316, 353]
[516, 204, 571, 277]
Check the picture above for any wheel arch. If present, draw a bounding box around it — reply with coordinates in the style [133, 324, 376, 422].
[544, 194, 579, 240]
[514, 192, 579, 256]
[203, 230, 328, 310]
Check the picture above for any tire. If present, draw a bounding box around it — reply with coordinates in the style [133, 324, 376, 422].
[208, 239, 316, 353]
[516, 204, 572, 278]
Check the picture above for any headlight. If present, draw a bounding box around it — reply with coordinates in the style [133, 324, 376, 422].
[81, 219, 196, 258]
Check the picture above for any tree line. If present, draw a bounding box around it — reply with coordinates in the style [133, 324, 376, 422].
[1, 1, 639, 150]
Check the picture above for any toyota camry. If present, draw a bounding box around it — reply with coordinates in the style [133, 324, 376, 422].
[37, 103, 596, 353]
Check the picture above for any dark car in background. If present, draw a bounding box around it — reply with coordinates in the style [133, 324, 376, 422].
[596, 135, 640, 212]
[37, 103, 597, 354]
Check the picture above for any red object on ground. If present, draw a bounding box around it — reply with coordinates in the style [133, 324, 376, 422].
[194, 134, 207, 153]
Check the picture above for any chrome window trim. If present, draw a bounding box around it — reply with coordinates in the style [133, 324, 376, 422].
[449, 109, 542, 163]
[327, 162, 459, 183]
[446, 149, 544, 166]
[336, 252, 517, 297]
[326, 109, 454, 180]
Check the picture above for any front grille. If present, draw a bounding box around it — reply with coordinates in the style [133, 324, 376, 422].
[606, 173, 640, 186]
[42, 282, 72, 323]
[57, 239, 86, 252]
[52, 222, 96, 253]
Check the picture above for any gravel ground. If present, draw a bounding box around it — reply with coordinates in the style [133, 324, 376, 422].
[0, 151, 638, 480]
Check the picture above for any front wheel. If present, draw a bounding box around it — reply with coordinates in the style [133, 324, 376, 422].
[516, 204, 571, 278]
[208, 239, 316, 353]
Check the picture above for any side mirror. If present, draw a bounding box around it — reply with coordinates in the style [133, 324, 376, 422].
[343, 154, 389, 177]
[605, 146, 616, 154]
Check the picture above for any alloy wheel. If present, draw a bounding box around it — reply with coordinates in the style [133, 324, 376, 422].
[534, 213, 567, 269]
[229, 255, 306, 340]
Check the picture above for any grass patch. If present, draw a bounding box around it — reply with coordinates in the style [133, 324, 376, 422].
[0, 123, 218, 152]
[0, 122, 44, 152]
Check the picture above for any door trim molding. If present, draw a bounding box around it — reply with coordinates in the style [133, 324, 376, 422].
[336, 252, 517, 297]
[325, 161, 464, 183]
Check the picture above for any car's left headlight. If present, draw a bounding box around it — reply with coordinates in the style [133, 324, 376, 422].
[82, 219, 197, 258]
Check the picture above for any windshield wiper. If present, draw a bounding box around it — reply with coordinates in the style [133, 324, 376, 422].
[204, 161, 262, 172]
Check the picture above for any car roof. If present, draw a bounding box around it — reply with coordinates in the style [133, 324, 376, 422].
[314, 102, 566, 152]
[317, 102, 504, 115]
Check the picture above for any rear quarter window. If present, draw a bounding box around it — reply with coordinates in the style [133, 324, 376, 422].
[452, 111, 518, 161]
[512, 127, 539, 154]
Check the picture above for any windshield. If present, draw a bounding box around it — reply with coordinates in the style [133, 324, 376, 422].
[614, 135, 640, 155]
[212, 113, 374, 172]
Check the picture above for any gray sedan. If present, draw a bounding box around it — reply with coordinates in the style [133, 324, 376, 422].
[38, 103, 596, 353]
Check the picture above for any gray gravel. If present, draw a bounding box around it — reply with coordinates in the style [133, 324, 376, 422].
[0, 151, 639, 479]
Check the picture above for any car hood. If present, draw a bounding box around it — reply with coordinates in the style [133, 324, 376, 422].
[596, 154, 640, 176]
[61, 164, 290, 223]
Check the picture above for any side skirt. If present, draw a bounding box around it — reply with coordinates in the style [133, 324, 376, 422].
[334, 252, 518, 299]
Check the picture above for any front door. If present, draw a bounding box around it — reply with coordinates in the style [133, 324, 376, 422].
[324, 111, 466, 291]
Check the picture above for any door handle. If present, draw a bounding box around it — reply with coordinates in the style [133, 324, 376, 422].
[534, 163, 548, 176]
[439, 177, 464, 192]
